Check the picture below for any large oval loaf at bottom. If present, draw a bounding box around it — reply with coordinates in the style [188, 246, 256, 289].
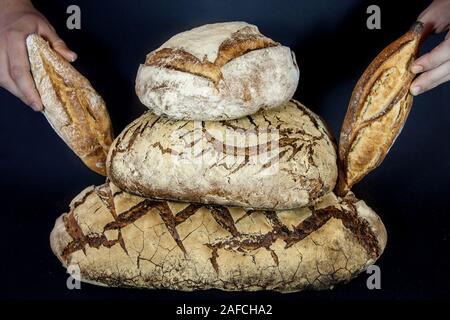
[50, 182, 387, 292]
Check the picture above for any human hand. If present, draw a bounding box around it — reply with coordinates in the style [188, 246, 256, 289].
[0, 0, 76, 111]
[410, 0, 450, 96]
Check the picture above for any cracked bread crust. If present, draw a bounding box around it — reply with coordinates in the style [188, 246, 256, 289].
[26, 34, 114, 176]
[50, 182, 387, 292]
[336, 22, 423, 196]
[106, 100, 338, 210]
[135, 22, 299, 120]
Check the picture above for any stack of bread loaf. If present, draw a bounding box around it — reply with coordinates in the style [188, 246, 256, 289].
[27, 21, 424, 292]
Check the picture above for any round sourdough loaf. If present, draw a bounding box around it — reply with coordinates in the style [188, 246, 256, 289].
[50, 182, 387, 292]
[106, 100, 338, 210]
[135, 22, 299, 120]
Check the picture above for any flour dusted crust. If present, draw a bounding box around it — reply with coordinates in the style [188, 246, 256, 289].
[27, 34, 114, 175]
[336, 22, 423, 195]
[50, 182, 387, 292]
[157, 22, 258, 63]
[106, 100, 337, 210]
[135, 22, 299, 120]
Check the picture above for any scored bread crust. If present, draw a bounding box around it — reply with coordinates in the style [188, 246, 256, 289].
[135, 22, 299, 120]
[145, 23, 278, 84]
[27, 34, 114, 175]
[50, 181, 387, 292]
[106, 100, 338, 210]
[336, 22, 423, 195]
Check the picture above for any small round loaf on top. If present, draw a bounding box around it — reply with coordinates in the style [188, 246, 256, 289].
[135, 22, 299, 120]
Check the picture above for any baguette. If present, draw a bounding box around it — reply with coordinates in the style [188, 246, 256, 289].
[50, 181, 387, 292]
[107, 100, 338, 210]
[336, 22, 424, 196]
[27, 34, 114, 175]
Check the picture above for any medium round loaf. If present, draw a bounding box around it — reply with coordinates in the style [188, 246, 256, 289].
[135, 22, 299, 120]
[106, 100, 338, 210]
[50, 182, 387, 292]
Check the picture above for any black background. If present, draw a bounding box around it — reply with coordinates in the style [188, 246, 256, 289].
[0, 0, 449, 302]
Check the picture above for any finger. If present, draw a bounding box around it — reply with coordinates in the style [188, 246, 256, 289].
[417, 7, 437, 39]
[411, 38, 450, 73]
[38, 23, 77, 62]
[433, 72, 450, 90]
[410, 60, 450, 95]
[6, 31, 42, 111]
[418, 1, 450, 34]
[414, 73, 450, 95]
[418, 20, 435, 39]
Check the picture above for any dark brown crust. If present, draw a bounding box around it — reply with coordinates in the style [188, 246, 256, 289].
[144, 26, 278, 84]
[145, 48, 221, 83]
[154, 202, 187, 254]
[336, 22, 423, 196]
[59, 183, 381, 272]
[61, 191, 160, 260]
[174, 203, 203, 225]
[214, 26, 278, 66]
[207, 205, 240, 237]
[207, 199, 380, 274]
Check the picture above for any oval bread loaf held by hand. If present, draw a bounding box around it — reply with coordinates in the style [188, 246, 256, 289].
[50, 181, 387, 292]
[135, 22, 299, 120]
[107, 100, 338, 210]
[336, 22, 424, 196]
[26, 34, 114, 175]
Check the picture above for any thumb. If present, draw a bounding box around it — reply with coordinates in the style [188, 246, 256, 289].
[39, 23, 77, 62]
